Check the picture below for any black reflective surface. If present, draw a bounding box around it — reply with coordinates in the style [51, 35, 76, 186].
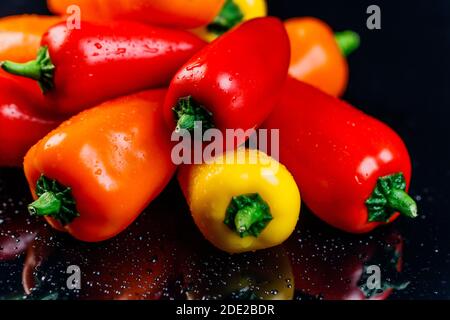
[1, 0, 449, 300]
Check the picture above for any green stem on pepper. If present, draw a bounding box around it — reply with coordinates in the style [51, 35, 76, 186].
[224, 193, 273, 238]
[335, 30, 360, 57]
[1, 46, 55, 93]
[28, 175, 79, 226]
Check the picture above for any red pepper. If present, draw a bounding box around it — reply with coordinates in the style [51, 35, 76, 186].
[163, 17, 290, 137]
[0, 71, 60, 167]
[263, 78, 417, 233]
[1, 21, 205, 116]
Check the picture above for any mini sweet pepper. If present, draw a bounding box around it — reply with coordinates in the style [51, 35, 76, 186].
[285, 17, 360, 96]
[263, 78, 417, 233]
[24, 89, 176, 242]
[47, 0, 225, 29]
[178, 148, 301, 253]
[1, 21, 205, 116]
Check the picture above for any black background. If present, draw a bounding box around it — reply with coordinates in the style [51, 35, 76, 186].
[0, 0, 449, 299]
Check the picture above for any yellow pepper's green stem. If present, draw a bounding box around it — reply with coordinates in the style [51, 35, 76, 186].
[224, 193, 273, 238]
[207, 0, 244, 35]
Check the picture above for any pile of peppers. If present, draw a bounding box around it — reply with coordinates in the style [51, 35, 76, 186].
[0, 1, 417, 255]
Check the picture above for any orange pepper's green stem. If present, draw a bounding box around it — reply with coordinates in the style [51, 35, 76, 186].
[28, 175, 79, 226]
[28, 191, 62, 217]
[335, 30, 360, 57]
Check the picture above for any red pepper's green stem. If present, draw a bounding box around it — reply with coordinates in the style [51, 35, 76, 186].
[1, 60, 41, 80]
[28, 175, 79, 226]
[335, 30, 360, 57]
[366, 173, 418, 222]
[386, 189, 418, 218]
[173, 96, 215, 133]
[207, 0, 244, 35]
[1, 46, 55, 93]
[224, 193, 273, 238]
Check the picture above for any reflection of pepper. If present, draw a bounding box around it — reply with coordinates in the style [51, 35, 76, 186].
[0, 15, 60, 63]
[287, 228, 407, 300]
[263, 78, 417, 233]
[193, 0, 268, 42]
[22, 196, 178, 300]
[178, 148, 301, 253]
[1, 21, 205, 116]
[164, 17, 290, 136]
[47, 0, 225, 29]
[0, 71, 60, 167]
[182, 245, 294, 300]
[0, 213, 39, 262]
[24, 90, 176, 242]
[0, 184, 42, 261]
[285, 17, 360, 97]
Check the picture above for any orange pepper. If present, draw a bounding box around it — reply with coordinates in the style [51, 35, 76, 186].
[24, 89, 176, 242]
[285, 17, 360, 97]
[0, 15, 60, 63]
[48, 0, 225, 29]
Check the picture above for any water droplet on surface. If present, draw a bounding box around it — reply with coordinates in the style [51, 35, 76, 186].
[186, 62, 202, 71]
[116, 48, 127, 54]
[144, 45, 158, 54]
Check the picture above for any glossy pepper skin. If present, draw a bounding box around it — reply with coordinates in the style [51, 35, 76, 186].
[285, 17, 360, 97]
[0, 71, 60, 167]
[47, 0, 225, 29]
[193, 0, 268, 42]
[263, 78, 417, 233]
[178, 148, 301, 254]
[23, 89, 176, 242]
[1, 21, 205, 116]
[0, 15, 60, 63]
[164, 17, 290, 137]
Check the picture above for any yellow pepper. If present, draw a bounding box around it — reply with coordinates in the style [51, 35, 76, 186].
[192, 0, 268, 42]
[178, 148, 301, 254]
